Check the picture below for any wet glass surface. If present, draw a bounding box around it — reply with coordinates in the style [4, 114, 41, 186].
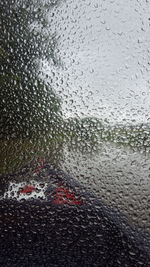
[0, 0, 150, 266]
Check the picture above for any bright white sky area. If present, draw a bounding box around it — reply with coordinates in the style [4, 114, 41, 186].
[43, 0, 150, 125]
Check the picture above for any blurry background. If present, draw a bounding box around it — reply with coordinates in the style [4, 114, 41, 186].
[0, 0, 150, 232]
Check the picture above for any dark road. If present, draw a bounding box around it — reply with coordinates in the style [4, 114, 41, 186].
[0, 162, 150, 266]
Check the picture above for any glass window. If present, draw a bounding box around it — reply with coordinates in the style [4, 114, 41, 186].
[0, 0, 150, 265]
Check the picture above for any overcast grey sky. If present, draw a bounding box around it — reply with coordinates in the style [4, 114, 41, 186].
[44, 0, 150, 125]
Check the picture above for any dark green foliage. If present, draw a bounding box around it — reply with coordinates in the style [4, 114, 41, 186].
[0, 0, 62, 138]
[65, 117, 103, 139]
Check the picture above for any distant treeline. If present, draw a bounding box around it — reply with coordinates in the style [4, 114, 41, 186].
[62, 118, 150, 151]
[102, 124, 150, 150]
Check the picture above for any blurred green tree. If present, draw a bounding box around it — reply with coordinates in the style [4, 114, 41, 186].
[0, 0, 62, 138]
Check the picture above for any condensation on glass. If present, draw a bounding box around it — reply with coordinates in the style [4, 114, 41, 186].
[0, 0, 150, 266]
